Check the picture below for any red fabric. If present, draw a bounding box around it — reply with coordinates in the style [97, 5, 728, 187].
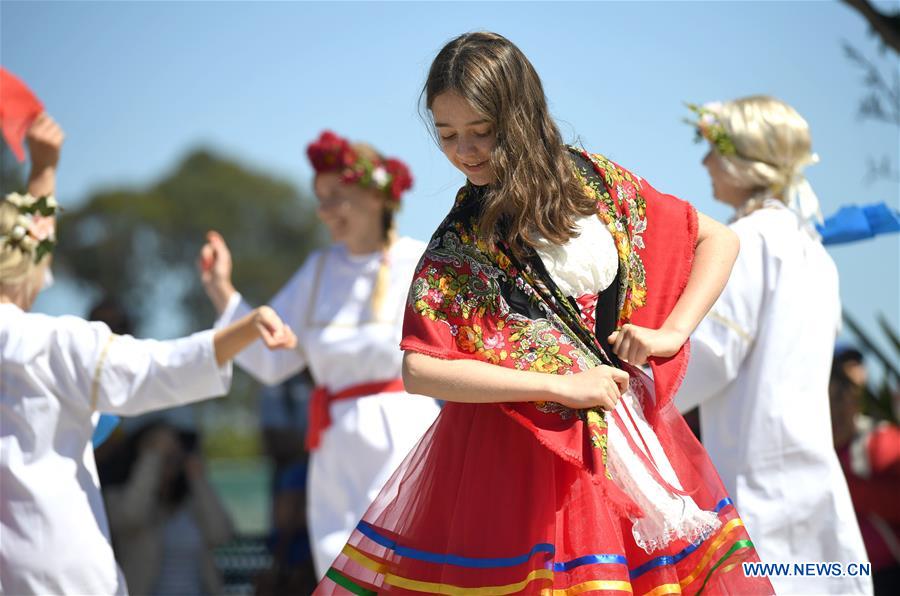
[306, 378, 405, 451]
[629, 187, 698, 412]
[321, 396, 771, 595]
[868, 424, 900, 476]
[837, 424, 900, 570]
[0, 68, 43, 162]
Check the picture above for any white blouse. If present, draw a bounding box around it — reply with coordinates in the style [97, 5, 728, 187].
[0, 303, 231, 595]
[533, 214, 618, 297]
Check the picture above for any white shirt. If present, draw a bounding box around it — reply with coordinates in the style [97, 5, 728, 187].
[0, 303, 231, 596]
[677, 202, 872, 594]
[218, 236, 425, 392]
[217, 236, 440, 577]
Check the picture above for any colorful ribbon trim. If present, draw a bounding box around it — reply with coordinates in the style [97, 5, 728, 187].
[326, 567, 377, 595]
[630, 498, 734, 580]
[694, 539, 753, 595]
[333, 498, 749, 595]
[357, 521, 555, 568]
[337, 545, 634, 596]
[553, 554, 627, 572]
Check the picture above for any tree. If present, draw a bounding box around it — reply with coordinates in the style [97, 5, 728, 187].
[57, 148, 326, 334]
[842, 0, 900, 54]
[841, 0, 900, 184]
[54, 148, 327, 457]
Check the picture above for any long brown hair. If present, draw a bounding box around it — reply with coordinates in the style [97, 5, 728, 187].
[423, 31, 595, 255]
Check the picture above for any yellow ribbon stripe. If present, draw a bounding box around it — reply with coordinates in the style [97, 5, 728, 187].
[641, 583, 682, 596]
[387, 568, 554, 595]
[679, 518, 744, 589]
[543, 580, 634, 595]
[342, 544, 387, 574]
[718, 561, 743, 576]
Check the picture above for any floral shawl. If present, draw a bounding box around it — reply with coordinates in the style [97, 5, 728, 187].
[401, 148, 698, 470]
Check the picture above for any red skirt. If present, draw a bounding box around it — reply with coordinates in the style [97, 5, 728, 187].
[315, 398, 774, 595]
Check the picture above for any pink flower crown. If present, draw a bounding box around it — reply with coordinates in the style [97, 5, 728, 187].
[306, 130, 413, 205]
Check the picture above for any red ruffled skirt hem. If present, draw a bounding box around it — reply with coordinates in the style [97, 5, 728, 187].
[315, 400, 773, 595]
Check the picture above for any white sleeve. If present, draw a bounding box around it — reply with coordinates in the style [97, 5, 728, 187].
[214, 261, 313, 386]
[676, 223, 766, 412]
[51, 317, 232, 416]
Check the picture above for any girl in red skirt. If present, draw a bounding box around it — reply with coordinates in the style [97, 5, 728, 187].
[317, 32, 775, 595]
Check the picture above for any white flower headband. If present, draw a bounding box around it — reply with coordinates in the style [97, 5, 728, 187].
[686, 101, 823, 228]
[1, 193, 59, 263]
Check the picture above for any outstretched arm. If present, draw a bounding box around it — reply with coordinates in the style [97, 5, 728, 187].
[198, 230, 309, 385]
[213, 305, 296, 366]
[25, 113, 64, 198]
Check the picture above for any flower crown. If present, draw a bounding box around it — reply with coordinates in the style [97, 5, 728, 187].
[306, 130, 413, 205]
[684, 102, 737, 157]
[0, 193, 59, 264]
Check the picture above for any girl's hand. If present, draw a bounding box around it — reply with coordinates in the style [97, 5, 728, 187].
[608, 324, 687, 366]
[557, 365, 630, 411]
[254, 306, 297, 350]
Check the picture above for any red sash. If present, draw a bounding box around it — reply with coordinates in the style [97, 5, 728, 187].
[306, 378, 405, 451]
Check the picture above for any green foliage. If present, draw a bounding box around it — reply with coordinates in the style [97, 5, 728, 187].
[57, 147, 327, 333]
[54, 149, 327, 448]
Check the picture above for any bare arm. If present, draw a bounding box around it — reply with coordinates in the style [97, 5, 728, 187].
[609, 211, 739, 365]
[25, 114, 64, 198]
[403, 351, 629, 411]
[664, 211, 739, 336]
[212, 306, 295, 366]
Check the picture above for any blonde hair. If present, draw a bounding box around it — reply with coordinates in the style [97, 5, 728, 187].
[710, 95, 816, 211]
[0, 199, 46, 302]
[342, 142, 397, 319]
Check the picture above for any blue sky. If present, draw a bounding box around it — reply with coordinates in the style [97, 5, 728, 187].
[3, 1, 898, 356]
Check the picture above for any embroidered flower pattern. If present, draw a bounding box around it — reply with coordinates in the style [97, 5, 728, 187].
[571, 150, 649, 327]
[407, 150, 651, 420]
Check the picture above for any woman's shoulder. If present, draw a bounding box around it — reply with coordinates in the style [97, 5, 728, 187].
[1, 306, 111, 366]
[2, 305, 101, 339]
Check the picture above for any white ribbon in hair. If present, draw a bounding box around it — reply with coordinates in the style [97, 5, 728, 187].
[784, 153, 822, 227]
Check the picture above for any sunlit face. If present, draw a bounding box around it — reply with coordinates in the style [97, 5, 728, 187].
[431, 91, 497, 186]
[314, 172, 384, 245]
[702, 150, 750, 208]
